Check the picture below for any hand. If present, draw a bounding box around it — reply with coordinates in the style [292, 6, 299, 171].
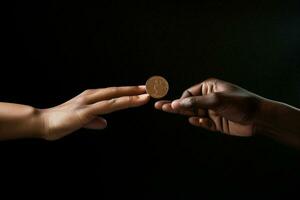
[40, 86, 150, 140]
[155, 78, 262, 136]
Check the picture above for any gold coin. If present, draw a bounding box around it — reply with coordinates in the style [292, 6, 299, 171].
[146, 76, 169, 99]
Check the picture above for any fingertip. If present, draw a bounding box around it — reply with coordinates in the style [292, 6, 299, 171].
[188, 117, 215, 131]
[84, 117, 108, 130]
[97, 118, 107, 129]
[154, 100, 171, 109]
[139, 93, 150, 100]
[99, 122, 108, 129]
[137, 94, 150, 105]
[102, 118, 107, 126]
[161, 103, 170, 111]
[171, 99, 181, 110]
[154, 101, 161, 109]
[188, 116, 200, 125]
[138, 85, 146, 90]
[136, 85, 147, 94]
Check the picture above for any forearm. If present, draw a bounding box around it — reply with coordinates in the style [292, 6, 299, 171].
[0, 102, 44, 140]
[255, 98, 300, 149]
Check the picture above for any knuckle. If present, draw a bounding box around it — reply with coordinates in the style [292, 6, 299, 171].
[182, 90, 191, 96]
[205, 77, 218, 82]
[76, 96, 88, 104]
[127, 96, 135, 104]
[86, 89, 94, 94]
[108, 98, 117, 104]
[204, 78, 219, 89]
[186, 97, 196, 106]
[109, 87, 118, 93]
[210, 93, 222, 104]
[81, 89, 94, 95]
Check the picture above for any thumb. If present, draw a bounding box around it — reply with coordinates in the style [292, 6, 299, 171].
[172, 92, 224, 110]
[84, 117, 107, 130]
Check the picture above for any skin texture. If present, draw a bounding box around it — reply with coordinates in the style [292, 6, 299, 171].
[155, 78, 300, 149]
[0, 86, 150, 141]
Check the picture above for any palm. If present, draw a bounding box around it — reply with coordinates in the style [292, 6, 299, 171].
[206, 109, 253, 136]
[42, 102, 94, 140]
[199, 80, 255, 136]
[41, 86, 149, 140]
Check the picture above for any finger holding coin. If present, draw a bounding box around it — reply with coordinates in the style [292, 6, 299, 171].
[149, 76, 206, 116]
[146, 76, 191, 116]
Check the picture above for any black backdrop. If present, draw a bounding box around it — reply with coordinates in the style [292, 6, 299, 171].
[1, 0, 300, 197]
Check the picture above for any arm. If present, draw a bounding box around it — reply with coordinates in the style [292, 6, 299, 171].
[255, 99, 300, 148]
[0, 102, 43, 140]
[0, 86, 150, 141]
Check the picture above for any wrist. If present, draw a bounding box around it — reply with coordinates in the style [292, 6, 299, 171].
[253, 97, 299, 136]
[32, 108, 49, 140]
[254, 98, 300, 148]
[253, 98, 277, 136]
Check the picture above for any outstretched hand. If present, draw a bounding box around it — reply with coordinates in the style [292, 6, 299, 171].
[155, 78, 262, 136]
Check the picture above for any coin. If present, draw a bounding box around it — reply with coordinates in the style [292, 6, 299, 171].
[146, 76, 169, 99]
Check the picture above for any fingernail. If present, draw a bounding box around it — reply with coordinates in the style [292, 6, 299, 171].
[138, 94, 150, 99]
[138, 85, 146, 89]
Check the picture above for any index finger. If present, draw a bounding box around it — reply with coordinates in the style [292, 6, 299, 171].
[180, 83, 203, 99]
[155, 100, 205, 116]
[84, 86, 147, 104]
[86, 94, 150, 115]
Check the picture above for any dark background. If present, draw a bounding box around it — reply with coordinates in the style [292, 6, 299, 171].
[1, 0, 300, 197]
